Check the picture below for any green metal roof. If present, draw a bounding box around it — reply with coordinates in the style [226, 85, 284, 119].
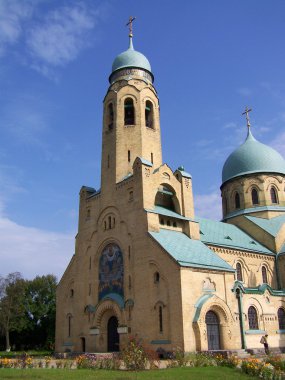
[149, 228, 234, 272]
[223, 206, 285, 220]
[112, 37, 152, 74]
[193, 294, 213, 322]
[138, 157, 153, 167]
[197, 217, 273, 255]
[233, 281, 285, 296]
[246, 214, 285, 237]
[146, 206, 195, 221]
[222, 129, 285, 184]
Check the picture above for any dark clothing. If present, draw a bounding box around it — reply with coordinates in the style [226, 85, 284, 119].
[264, 342, 269, 355]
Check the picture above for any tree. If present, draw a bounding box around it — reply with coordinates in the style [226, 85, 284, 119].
[23, 275, 57, 349]
[0, 272, 26, 351]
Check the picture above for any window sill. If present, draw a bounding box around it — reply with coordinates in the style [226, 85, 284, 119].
[276, 330, 285, 334]
[245, 329, 266, 335]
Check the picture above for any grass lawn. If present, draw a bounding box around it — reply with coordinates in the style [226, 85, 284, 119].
[0, 367, 258, 379]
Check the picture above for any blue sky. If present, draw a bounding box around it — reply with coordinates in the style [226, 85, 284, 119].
[1, 0, 285, 279]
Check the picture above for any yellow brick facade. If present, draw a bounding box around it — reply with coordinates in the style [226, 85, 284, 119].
[55, 36, 285, 354]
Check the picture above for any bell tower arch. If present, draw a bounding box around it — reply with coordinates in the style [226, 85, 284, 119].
[101, 30, 162, 192]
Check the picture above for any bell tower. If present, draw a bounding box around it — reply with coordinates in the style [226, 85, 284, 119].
[101, 19, 162, 192]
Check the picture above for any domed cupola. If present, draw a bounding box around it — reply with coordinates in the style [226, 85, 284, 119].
[109, 18, 153, 84]
[222, 128, 285, 185]
[221, 108, 285, 220]
[111, 38, 152, 74]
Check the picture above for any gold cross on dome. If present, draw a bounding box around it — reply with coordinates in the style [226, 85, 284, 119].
[242, 106, 252, 129]
[126, 16, 136, 37]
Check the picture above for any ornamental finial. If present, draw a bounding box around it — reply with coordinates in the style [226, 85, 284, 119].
[126, 16, 136, 38]
[242, 106, 252, 129]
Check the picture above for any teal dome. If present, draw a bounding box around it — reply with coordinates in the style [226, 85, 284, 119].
[222, 129, 285, 184]
[111, 38, 152, 74]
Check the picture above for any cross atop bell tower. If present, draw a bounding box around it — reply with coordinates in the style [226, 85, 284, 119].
[242, 106, 252, 129]
[126, 16, 136, 37]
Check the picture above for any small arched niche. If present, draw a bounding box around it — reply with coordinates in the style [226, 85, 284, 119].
[155, 184, 180, 213]
[145, 100, 154, 128]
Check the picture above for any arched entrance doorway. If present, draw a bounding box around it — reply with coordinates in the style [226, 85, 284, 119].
[80, 337, 86, 352]
[206, 310, 220, 350]
[107, 316, 119, 352]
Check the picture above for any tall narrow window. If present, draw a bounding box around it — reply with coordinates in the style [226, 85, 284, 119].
[262, 266, 268, 284]
[236, 262, 243, 281]
[248, 306, 258, 329]
[107, 154, 110, 168]
[151, 152, 153, 164]
[278, 308, 285, 330]
[128, 275, 131, 290]
[68, 315, 72, 337]
[270, 187, 278, 204]
[108, 103, 114, 130]
[108, 216, 112, 229]
[145, 100, 154, 128]
[159, 306, 163, 333]
[128, 150, 131, 162]
[154, 272, 160, 283]
[235, 192, 241, 209]
[251, 188, 259, 205]
[124, 98, 135, 125]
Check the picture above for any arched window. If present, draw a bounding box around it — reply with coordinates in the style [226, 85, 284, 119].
[236, 262, 243, 281]
[235, 192, 241, 209]
[68, 315, 72, 337]
[124, 98, 135, 125]
[270, 187, 278, 204]
[154, 272, 160, 283]
[251, 188, 259, 205]
[155, 185, 176, 211]
[108, 103, 114, 130]
[278, 308, 285, 330]
[262, 266, 268, 284]
[145, 100, 154, 128]
[159, 305, 163, 332]
[248, 306, 258, 329]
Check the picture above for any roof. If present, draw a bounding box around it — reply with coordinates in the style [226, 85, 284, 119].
[138, 157, 153, 167]
[245, 214, 285, 237]
[146, 206, 195, 221]
[197, 217, 273, 255]
[222, 129, 285, 184]
[149, 228, 235, 272]
[111, 37, 152, 74]
[223, 205, 285, 220]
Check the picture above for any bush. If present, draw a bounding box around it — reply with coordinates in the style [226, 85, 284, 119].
[120, 337, 153, 370]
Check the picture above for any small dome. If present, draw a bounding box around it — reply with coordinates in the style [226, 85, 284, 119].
[222, 129, 285, 184]
[111, 38, 152, 74]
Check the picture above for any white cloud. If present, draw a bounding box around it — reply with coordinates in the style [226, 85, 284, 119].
[194, 191, 222, 221]
[27, 3, 97, 67]
[0, 167, 74, 280]
[0, 0, 34, 55]
[0, 215, 74, 280]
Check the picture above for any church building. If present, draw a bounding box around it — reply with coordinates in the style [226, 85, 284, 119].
[55, 23, 285, 353]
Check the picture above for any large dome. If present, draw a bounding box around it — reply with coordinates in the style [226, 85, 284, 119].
[222, 129, 285, 184]
[111, 38, 152, 74]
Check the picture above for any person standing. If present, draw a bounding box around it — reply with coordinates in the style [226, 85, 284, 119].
[260, 334, 269, 355]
